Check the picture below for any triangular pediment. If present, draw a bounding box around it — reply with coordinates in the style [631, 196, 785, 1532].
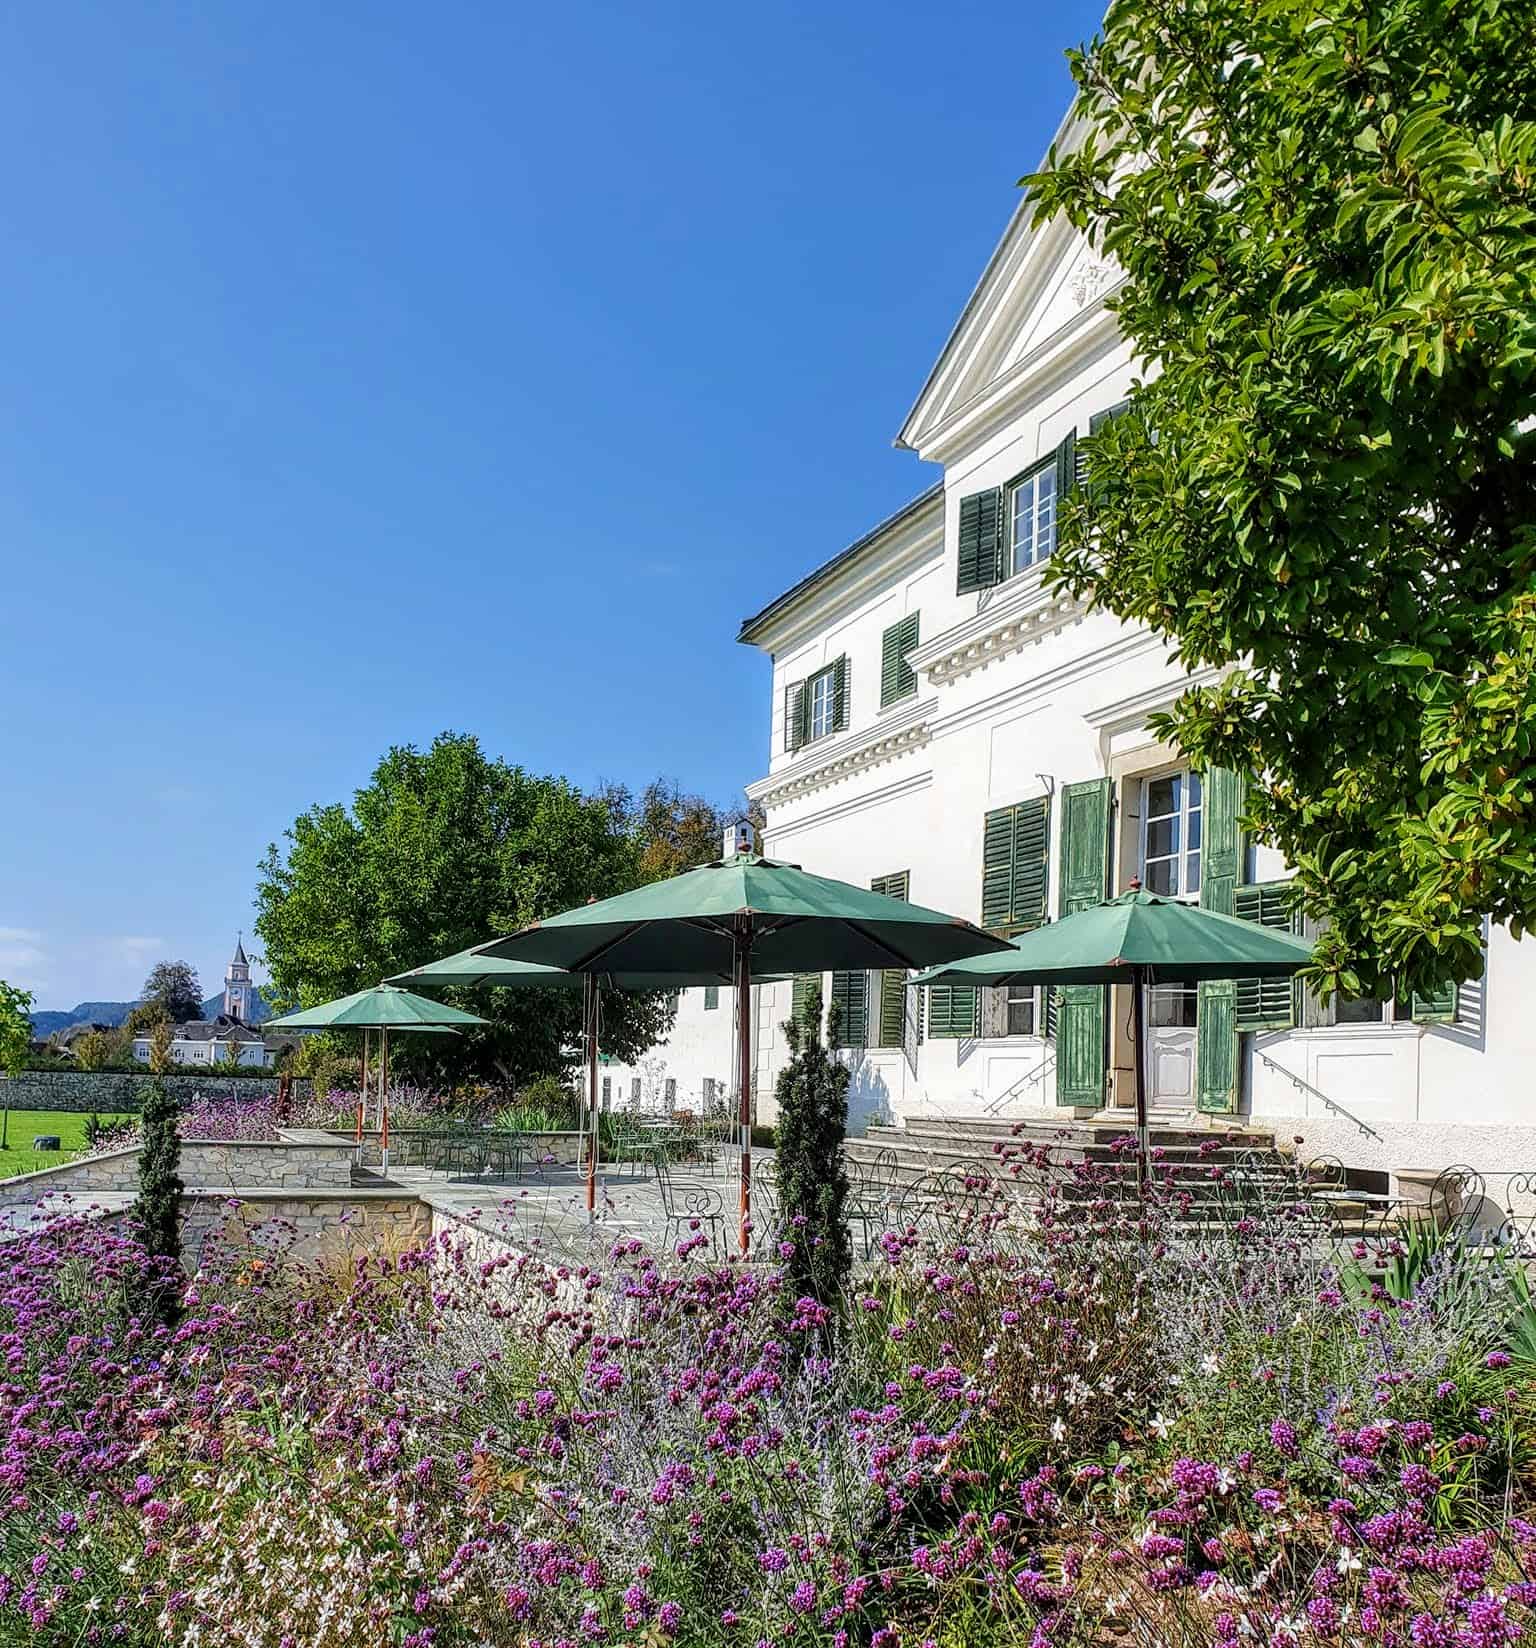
[897, 118, 1121, 460]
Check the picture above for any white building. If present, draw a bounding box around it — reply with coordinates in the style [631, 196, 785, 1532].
[629, 125, 1536, 1185]
[130, 939, 278, 1070]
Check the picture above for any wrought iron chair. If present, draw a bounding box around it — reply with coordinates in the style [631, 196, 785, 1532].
[655, 1158, 729, 1255]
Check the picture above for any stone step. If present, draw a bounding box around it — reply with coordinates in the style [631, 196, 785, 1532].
[870, 1116, 1277, 1153]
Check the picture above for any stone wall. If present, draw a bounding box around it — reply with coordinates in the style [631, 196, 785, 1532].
[0, 1137, 355, 1206]
[0, 1072, 313, 1115]
[181, 1190, 432, 1267]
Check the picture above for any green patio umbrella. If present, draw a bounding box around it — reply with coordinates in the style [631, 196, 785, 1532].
[475, 850, 1010, 1251]
[389, 945, 794, 1219]
[908, 885, 1313, 1173]
[266, 984, 488, 1171]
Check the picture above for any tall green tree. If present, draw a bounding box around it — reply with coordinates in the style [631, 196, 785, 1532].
[773, 982, 852, 1310]
[1027, 0, 1536, 999]
[255, 732, 675, 1085]
[0, 981, 34, 1152]
[600, 778, 762, 885]
[137, 960, 203, 1026]
[132, 1065, 184, 1329]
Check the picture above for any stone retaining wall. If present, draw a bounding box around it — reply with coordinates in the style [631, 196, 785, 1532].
[181, 1191, 432, 1267]
[0, 1137, 356, 1205]
[0, 1071, 313, 1114]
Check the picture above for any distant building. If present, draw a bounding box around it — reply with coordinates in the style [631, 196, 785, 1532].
[130, 938, 282, 1069]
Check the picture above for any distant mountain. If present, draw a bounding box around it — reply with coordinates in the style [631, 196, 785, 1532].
[30, 991, 272, 1039]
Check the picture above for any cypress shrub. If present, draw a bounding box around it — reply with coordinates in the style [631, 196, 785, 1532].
[132, 1076, 184, 1327]
[772, 981, 852, 1309]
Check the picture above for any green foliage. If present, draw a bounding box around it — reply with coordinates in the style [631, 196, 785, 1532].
[1025, 0, 1536, 999]
[773, 981, 852, 1308]
[0, 981, 33, 1086]
[138, 960, 202, 1025]
[496, 1073, 580, 1133]
[131, 1078, 183, 1327]
[254, 732, 677, 1087]
[602, 777, 761, 885]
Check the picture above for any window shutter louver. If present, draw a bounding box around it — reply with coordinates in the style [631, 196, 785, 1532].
[1054, 778, 1113, 1104]
[832, 654, 850, 732]
[1410, 981, 1458, 1024]
[1056, 427, 1079, 501]
[880, 612, 920, 708]
[956, 488, 1002, 594]
[1197, 768, 1247, 1113]
[786, 680, 806, 752]
[829, 970, 868, 1048]
[927, 982, 978, 1039]
[1233, 880, 1299, 1031]
[980, 797, 1051, 933]
[871, 871, 911, 1048]
[703, 985, 719, 1011]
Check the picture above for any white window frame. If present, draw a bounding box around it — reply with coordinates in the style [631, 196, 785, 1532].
[807, 666, 837, 742]
[1005, 458, 1058, 579]
[1141, 767, 1203, 901]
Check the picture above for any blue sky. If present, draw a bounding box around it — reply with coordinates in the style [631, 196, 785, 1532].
[2, 0, 1103, 1008]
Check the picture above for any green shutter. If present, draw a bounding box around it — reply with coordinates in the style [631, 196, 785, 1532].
[871, 872, 911, 1048]
[1411, 981, 1458, 1024]
[1233, 881, 1299, 1031]
[1055, 777, 1113, 1105]
[1055, 428, 1078, 503]
[880, 613, 920, 707]
[832, 655, 850, 731]
[981, 797, 1051, 933]
[956, 488, 1002, 594]
[703, 985, 719, 1011]
[1086, 400, 1132, 503]
[786, 681, 805, 752]
[829, 970, 868, 1048]
[1197, 767, 1246, 1113]
[928, 982, 978, 1039]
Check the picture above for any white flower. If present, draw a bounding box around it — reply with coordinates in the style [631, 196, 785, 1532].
[1150, 1412, 1172, 1438]
[1050, 1417, 1067, 1442]
[1200, 1353, 1221, 1376]
[1337, 1547, 1361, 1574]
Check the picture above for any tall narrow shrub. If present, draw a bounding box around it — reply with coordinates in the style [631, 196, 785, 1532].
[132, 1075, 184, 1326]
[773, 982, 852, 1308]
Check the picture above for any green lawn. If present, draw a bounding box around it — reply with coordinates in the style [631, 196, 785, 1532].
[0, 1109, 135, 1180]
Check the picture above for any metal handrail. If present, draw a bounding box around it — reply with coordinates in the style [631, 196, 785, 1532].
[1252, 1047, 1382, 1141]
[980, 1051, 1057, 1116]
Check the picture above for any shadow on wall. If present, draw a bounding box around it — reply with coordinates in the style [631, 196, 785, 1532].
[843, 1054, 893, 1138]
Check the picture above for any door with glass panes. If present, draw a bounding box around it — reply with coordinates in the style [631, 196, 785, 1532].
[1140, 769, 1201, 1109]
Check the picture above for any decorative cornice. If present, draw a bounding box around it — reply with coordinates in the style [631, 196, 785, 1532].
[746, 696, 936, 811]
[908, 573, 1089, 687]
[762, 766, 934, 843]
[1083, 663, 1229, 733]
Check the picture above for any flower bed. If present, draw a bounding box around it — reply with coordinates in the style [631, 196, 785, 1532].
[0, 1144, 1532, 1645]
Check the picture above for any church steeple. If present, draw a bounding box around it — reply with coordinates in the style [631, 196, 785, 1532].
[224, 934, 252, 1021]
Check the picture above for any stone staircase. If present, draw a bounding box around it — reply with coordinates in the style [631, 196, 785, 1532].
[844, 1115, 1411, 1238]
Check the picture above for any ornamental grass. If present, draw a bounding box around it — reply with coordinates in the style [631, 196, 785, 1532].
[0, 1142, 1532, 1646]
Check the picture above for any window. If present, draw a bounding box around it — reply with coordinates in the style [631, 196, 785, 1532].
[1006, 460, 1057, 577]
[1233, 881, 1300, 1031]
[702, 1077, 716, 1107]
[785, 657, 849, 751]
[703, 985, 719, 1011]
[880, 613, 920, 707]
[1148, 983, 1199, 1028]
[1004, 982, 1038, 1037]
[631, 1077, 642, 1104]
[808, 667, 836, 741]
[1142, 770, 1202, 898]
[664, 1077, 677, 1107]
[665, 990, 681, 1013]
[829, 969, 868, 1048]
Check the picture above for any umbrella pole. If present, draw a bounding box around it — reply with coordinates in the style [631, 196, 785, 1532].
[735, 921, 754, 1255]
[584, 973, 598, 1220]
[380, 1027, 390, 1175]
[357, 1028, 368, 1167]
[1132, 966, 1148, 1198]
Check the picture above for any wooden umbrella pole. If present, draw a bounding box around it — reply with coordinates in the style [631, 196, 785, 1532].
[357, 1028, 368, 1161]
[1132, 966, 1149, 1199]
[380, 1027, 390, 1174]
[584, 973, 599, 1219]
[735, 921, 754, 1255]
